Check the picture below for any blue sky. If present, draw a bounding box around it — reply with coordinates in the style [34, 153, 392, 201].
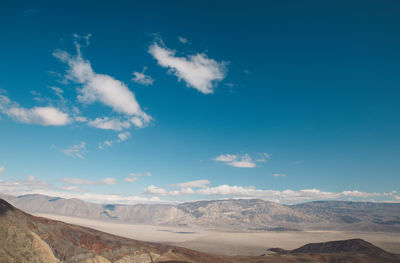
[0, 0, 399, 204]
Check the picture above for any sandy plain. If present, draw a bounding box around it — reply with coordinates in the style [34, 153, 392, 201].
[35, 213, 400, 256]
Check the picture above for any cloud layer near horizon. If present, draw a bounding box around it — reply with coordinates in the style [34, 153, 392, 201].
[0, 176, 398, 205]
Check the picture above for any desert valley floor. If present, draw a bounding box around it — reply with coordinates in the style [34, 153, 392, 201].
[35, 213, 400, 256]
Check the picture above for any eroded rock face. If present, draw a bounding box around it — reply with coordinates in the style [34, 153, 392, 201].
[0, 199, 165, 263]
[0, 225, 41, 263]
[30, 231, 60, 263]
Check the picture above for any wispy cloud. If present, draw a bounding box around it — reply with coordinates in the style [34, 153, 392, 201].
[170, 179, 210, 189]
[49, 86, 64, 100]
[273, 173, 287, 177]
[124, 171, 151, 183]
[213, 153, 269, 168]
[149, 40, 226, 94]
[61, 142, 87, 159]
[54, 38, 151, 128]
[98, 140, 113, 150]
[62, 177, 117, 185]
[100, 177, 117, 185]
[98, 132, 131, 150]
[0, 166, 4, 176]
[117, 131, 130, 142]
[132, 67, 154, 85]
[88, 117, 131, 131]
[124, 173, 140, 183]
[178, 36, 189, 44]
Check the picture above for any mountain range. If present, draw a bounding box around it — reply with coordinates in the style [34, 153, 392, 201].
[1, 198, 399, 263]
[1, 193, 399, 232]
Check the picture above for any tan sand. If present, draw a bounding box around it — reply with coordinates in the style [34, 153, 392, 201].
[34, 213, 400, 256]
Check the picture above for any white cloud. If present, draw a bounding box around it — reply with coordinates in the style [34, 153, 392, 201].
[98, 140, 113, 150]
[0, 175, 50, 195]
[57, 192, 162, 204]
[229, 160, 256, 168]
[178, 36, 189, 44]
[88, 116, 148, 131]
[256, 153, 270, 162]
[0, 166, 4, 176]
[132, 67, 154, 85]
[213, 153, 268, 168]
[99, 177, 117, 185]
[273, 173, 287, 177]
[124, 177, 139, 183]
[88, 117, 131, 131]
[130, 116, 145, 128]
[31, 90, 43, 102]
[171, 179, 210, 189]
[143, 185, 169, 196]
[49, 86, 64, 100]
[61, 142, 87, 159]
[143, 182, 388, 204]
[0, 94, 70, 126]
[98, 131, 131, 150]
[117, 131, 131, 142]
[144, 180, 211, 196]
[62, 177, 117, 185]
[75, 116, 88, 122]
[124, 173, 140, 183]
[61, 185, 84, 192]
[0, 176, 162, 204]
[54, 42, 150, 127]
[0, 176, 397, 205]
[148, 41, 226, 94]
[213, 154, 237, 162]
[62, 178, 95, 185]
[124, 172, 151, 183]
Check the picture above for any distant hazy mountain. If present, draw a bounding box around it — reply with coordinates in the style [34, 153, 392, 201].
[1, 199, 398, 263]
[1, 193, 400, 232]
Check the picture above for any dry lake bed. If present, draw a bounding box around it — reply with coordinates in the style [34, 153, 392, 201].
[35, 213, 400, 256]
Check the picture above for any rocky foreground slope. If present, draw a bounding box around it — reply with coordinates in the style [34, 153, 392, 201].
[2, 193, 400, 232]
[1, 199, 399, 263]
